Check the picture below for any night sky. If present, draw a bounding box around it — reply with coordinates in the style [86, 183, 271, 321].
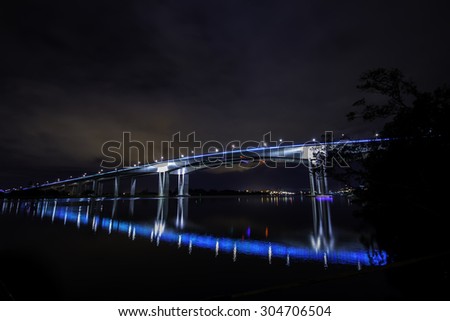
[1, 0, 450, 190]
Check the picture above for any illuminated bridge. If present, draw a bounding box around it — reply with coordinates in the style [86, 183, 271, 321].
[8, 138, 386, 198]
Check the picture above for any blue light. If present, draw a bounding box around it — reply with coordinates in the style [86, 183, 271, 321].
[33, 205, 387, 267]
[316, 195, 333, 201]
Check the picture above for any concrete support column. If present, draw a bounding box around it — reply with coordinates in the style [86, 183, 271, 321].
[322, 166, 329, 195]
[315, 171, 323, 195]
[114, 176, 120, 197]
[97, 181, 103, 196]
[158, 172, 170, 197]
[92, 180, 97, 195]
[76, 183, 82, 196]
[130, 177, 137, 197]
[177, 173, 189, 196]
[308, 159, 316, 196]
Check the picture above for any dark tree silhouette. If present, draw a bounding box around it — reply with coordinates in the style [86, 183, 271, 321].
[336, 68, 450, 299]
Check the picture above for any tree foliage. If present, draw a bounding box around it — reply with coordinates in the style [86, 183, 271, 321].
[341, 68, 450, 258]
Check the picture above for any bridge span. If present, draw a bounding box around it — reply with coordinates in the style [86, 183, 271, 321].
[10, 138, 385, 198]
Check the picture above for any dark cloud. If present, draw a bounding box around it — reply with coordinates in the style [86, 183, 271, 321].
[1, 0, 450, 188]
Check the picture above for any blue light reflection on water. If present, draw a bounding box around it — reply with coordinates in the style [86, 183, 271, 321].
[45, 204, 387, 267]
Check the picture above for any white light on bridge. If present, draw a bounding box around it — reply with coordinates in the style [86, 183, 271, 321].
[375, 133, 379, 137]
[181, 154, 184, 157]
[279, 139, 283, 142]
[215, 148, 219, 152]
[312, 138, 316, 142]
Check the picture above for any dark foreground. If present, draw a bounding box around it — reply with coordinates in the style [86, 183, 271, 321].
[0, 196, 448, 300]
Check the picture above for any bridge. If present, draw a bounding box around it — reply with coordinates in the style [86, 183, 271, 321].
[8, 138, 386, 198]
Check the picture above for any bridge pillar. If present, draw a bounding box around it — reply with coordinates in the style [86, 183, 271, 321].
[130, 177, 137, 197]
[310, 167, 329, 196]
[114, 177, 120, 197]
[158, 172, 170, 197]
[323, 167, 329, 195]
[92, 180, 97, 195]
[177, 173, 189, 196]
[316, 170, 324, 195]
[75, 183, 82, 196]
[97, 181, 103, 196]
[307, 145, 329, 196]
[308, 160, 317, 196]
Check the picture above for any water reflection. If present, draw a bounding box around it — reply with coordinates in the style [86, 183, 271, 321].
[0, 197, 387, 267]
[311, 197, 334, 252]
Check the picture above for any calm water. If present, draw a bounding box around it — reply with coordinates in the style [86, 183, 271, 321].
[0, 195, 393, 300]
